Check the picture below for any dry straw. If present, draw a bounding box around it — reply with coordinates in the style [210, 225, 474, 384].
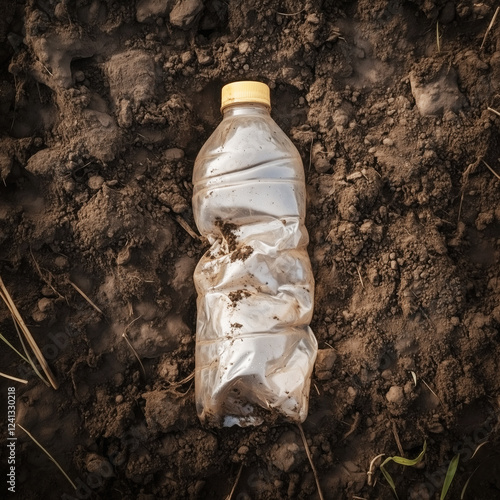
[0, 276, 58, 389]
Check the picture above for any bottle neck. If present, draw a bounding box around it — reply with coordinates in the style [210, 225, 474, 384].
[222, 102, 271, 118]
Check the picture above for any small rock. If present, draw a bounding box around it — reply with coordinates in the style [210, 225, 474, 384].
[163, 148, 185, 161]
[238, 41, 250, 54]
[136, 0, 175, 23]
[38, 297, 53, 313]
[88, 175, 105, 190]
[386, 385, 405, 405]
[196, 49, 213, 66]
[343, 460, 359, 473]
[74, 70, 85, 83]
[428, 421, 445, 433]
[169, 0, 203, 29]
[115, 394, 124, 404]
[315, 349, 337, 373]
[238, 445, 249, 455]
[383, 138, 394, 146]
[439, 1, 455, 24]
[410, 67, 467, 116]
[270, 432, 304, 472]
[85, 453, 114, 477]
[142, 390, 185, 432]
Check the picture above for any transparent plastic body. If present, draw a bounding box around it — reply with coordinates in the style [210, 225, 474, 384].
[193, 103, 317, 427]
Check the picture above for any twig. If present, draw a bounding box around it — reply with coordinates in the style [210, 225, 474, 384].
[174, 215, 202, 240]
[17, 424, 77, 490]
[356, 266, 365, 289]
[0, 276, 58, 389]
[480, 6, 499, 49]
[392, 421, 404, 457]
[482, 160, 500, 180]
[68, 280, 104, 315]
[0, 371, 28, 384]
[226, 463, 244, 500]
[298, 423, 324, 500]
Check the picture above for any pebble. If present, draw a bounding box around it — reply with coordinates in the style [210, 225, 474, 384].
[343, 461, 359, 473]
[386, 385, 405, 405]
[74, 70, 85, 82]
[315, 349, 337, 380]
[88, 175, 105, 190]
[383, 138, 394, 146]
[390, 260, 398, 270]
[164, 148, 185, 161]
[38, 298, 53, 312]
[115, 394, 124, 404]
[54, 255, 69, 270]
[238, 41, 249, 54]
[170, 0, 204, 29]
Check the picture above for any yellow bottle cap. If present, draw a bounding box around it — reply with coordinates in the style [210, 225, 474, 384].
[221, 81, 271, 112]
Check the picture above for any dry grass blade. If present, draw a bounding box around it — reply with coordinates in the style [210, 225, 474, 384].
[298, 423, 324, 500]
[17, 423, 77, 490]
[487, 106, 500, 117]
[470, 440, 489, 459]
[482, 160, 500, 181]
[69, 280, 104, 315]
[122, 332, 146, 378]
[422, 379, 443, 405]
[0, 276, 58, 389]
[122, 315, 146, 378]
[13, 320, 51, 387]
[436, 21, 441, 53]
[226, 463, 244, 500]
[276, 8, 305, 16]
[0, 371, 28, 384]
[480, 6, 499, 49]
[0, 331, 30, 363]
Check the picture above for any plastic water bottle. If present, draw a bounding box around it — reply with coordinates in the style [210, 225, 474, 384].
[193, 81, 317, 427]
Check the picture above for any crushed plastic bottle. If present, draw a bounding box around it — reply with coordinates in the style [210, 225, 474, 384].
[193, 81, 317, 427]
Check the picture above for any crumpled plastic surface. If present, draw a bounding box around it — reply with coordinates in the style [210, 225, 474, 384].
[193, 105, 317, 427]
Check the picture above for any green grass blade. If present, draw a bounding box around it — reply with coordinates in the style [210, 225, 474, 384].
[17, 423, 77, 490]
[440, 454, 460, 500]
[379, 441, 427, 499]
[461, 466, 480, 499]
[390, 441, 427, 466]
[380, 464, 399, 499]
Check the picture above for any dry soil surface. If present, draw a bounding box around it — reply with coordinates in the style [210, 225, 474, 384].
[1, 0, 500, 499]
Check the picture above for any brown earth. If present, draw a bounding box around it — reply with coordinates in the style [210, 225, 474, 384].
[1, 0, 500, 499]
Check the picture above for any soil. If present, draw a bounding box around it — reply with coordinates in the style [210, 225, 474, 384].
[1, 0, 500, 499]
